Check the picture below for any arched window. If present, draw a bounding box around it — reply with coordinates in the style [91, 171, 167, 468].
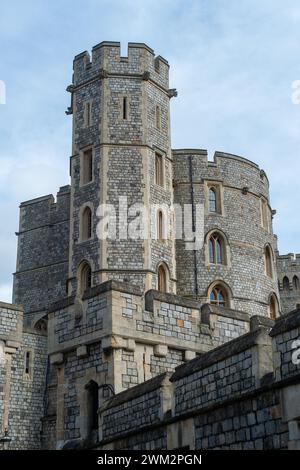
[158, 264, 168, 293]
[209, 188, 217, 213]
[269, 294, 278, 320]
[157, 210, 164, 241]
[209, 233, 226, 264]
[283, 276, 290, 291]
[209, 284, 229, 308]
[82, 206, 92, 241]
[85, 380, 99, 432]
[293, 276, 300, 290]
[155, 153, 163, 186]
[265, 246, 273, 278]
[80, 262, 92, 296]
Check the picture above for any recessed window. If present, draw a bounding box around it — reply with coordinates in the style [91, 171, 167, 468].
[283, 276, 290, 291]
[209, 188, 217, 213]
[24, 351, 31, 375]
[209, 233, 226, 265]
[157, 210, 165, 241]
[84, 101, 92, 127]
[82, 206, 92, 241]
[85, 380, 99, 432]
[80, 262, 92, 296]
[265, 246, 273, 278]
[155, 153, 164, 186]
[155, 105, 161, 130]
[122, 97, 128, 120]
[209, 285, 229, 308]
[261, 199, 269, 231]
[293, 276, 300, 290]
[158, 264, 168, 292]
[82, 149, 93, 185]
[269, 294, 278, 320]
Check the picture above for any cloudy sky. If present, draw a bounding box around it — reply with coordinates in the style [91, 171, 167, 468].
[0, 0, 300, 303]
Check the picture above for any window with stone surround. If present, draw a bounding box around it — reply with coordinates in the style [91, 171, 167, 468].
[81, 148, 93, 185]
[261, 198, 269, 231]
[209, 232, 226, 265]
[208, 282, 231, 308]
[155, 152, 164, 186]
[157, 263, 168, 292]
[207, 183, 222, 215]
[84, 101, 92, 127]
[264, 245, 273, 278]
[79, 261, 92, 296]
[23, 350, 33, 379]
[157, 210, 166, 241]
[283, 276, 290, 291]
[269, 293, 279, 319]
[293, 276, 300, 290]
[81, 206, 92, 241]
[155, 105, 161, 130]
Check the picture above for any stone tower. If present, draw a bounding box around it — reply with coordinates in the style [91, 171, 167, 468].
[67, 42, 177, 298]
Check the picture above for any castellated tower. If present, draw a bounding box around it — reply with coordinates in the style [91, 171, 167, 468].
[173, 150, 280, 318]
[6, 42, 290, 450]
[68, 42, 177, 297]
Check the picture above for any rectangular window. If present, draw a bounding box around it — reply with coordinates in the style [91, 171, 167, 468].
[122, 97, 128, 120]
[261, 199, 269, 231]
[155, 105, 161, 130]
[82, 149, 93, 185]
[25, 351, 30, 375]
[155, 153, 163, 186]
[84, 101, 92, 127]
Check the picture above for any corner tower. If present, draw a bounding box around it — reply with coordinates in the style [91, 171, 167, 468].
[67, 42, 177, 297]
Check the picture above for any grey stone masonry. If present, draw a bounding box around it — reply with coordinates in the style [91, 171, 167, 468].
[96, 308, 300, 450]
[0, 302, 47, 449]
[277, 253, 300, 314]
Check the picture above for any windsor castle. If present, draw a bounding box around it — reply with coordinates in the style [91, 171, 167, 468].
[0, 42, 300, 450]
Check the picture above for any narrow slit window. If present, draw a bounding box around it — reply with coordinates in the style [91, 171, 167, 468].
[85, 102, 91, 127]
[156, 105, 161, 129]
[25, 351, 30, 375]
[155, 153, 163, 186]
[82, 149, 93, 184]
[123, 97, 128, 120]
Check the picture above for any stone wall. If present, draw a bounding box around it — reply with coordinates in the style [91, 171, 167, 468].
[13, 186, 70, 325]
[277, 253, 300, 314]
[173, 149, 279, 317]
[0, 302, 47, 450]
[97, 309, 300, 450]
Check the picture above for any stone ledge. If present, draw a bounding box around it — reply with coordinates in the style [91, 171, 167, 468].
[270, 308, 300, 337]
[201, 303, 250, 325]
[0, 301, 23, 312]
[102, 373, 168, 411]
[145, 290, 200, 313]
[250, 315, 274, 331]
[48, 295, 75, 313]
[170, 327, 269, 382]
[82, 280, 142, 300]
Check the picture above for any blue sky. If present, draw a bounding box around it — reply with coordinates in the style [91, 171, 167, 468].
[0, 0, 300, 302]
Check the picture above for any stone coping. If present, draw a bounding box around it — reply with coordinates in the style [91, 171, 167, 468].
[48, 281, 142, 312]
[201, 303, 250, 324]
[145, 290, 200, 313]
[170, 327, 267, 382]
[82, 280, 142, 300]
[270, 308, 300, 337]
[48, 295, 76, 313]
[0, 301, 23, 312]
[102, 373, 168, 411]
[20, 194, 54, 207]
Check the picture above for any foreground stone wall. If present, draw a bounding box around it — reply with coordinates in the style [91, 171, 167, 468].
[0, 302, 47, 449]
[97, 309, 300, 450]
[43, 280, 250, 448]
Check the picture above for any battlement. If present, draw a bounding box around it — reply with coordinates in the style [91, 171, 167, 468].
[172, 149, 270, 195]
[277, 253, 300, 264]
[72, 41, 169, 88]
